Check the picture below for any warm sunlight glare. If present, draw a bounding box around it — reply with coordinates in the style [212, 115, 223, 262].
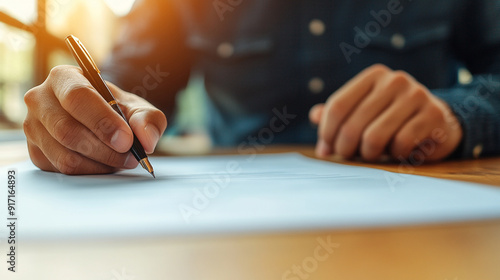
[0, 0, 37, 24]
[103, 0, 135, 16]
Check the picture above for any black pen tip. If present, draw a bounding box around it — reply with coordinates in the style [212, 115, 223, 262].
[151, 171, 156, 179]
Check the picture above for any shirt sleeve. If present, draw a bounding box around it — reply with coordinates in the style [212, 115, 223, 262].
[100, 0, 192, 118]
[431, 0, 500, 158]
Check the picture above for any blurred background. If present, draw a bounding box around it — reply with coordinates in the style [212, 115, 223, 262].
[0, 0, 208, 152]
[0, 0, 133, 127]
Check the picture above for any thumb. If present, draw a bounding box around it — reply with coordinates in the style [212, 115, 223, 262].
[108, 83, 168, 154]
[309, 103, 325, 125]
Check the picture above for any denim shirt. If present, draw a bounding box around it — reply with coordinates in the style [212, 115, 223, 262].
[102, 0, 500, 158]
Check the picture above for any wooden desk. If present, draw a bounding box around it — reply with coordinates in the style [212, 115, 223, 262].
[1, 141, 500, 280]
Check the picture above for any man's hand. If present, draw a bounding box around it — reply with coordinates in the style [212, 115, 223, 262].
[23, 65, 167, 175]
[309, 64, 463, 162]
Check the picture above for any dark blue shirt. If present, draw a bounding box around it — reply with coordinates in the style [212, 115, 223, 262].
[102, 0, 500, 159]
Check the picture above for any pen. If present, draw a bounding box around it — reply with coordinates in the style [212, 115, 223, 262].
[65, 35, 155, 178]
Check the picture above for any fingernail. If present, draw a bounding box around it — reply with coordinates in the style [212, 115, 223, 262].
[145, 124, 160, 152]
[124, 153, 138, 169]
[316, 139, 331, 157]
[111, 129, 131, 152]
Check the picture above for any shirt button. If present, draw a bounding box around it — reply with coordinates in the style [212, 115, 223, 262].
[217, 42, 234, 58]
[309, 19, 326, 36]
[308, 77, 325, 94]
[391, 33, 406, 49]
[473, 144, 483, 159]
[458, 68, 473, 85]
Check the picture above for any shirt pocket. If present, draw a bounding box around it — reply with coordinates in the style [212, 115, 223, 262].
[360, 22, 453, 88]
[185, 32, 283, 113]
[367, 23, 450, 53]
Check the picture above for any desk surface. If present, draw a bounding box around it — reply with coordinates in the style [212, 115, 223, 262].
[1, 140, 500, 280]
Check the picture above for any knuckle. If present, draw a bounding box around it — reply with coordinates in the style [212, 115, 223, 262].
[28, 146, 51, 172]
[426, 104, 446, 121]
[389, 71, 411, 87]
[338, 123, 360, 143]
[24, 85, 46, 109]
[74, 132, 96, 155]
[326, 99, 347, 121]
[55, 152, 81, 175]
[103, 151, 122, 167]
[407, 86, 428, 103]
[61, 84, 96, 112]
[47, 67, 61, 80]
[48, 65, 78, 80]
[94, 117, 117, 139]
[24, 87, 37, 107]
[53, 116, 79, 148]
[362, 130, 385, 152]
[369, 63, 390, 75]
[30, 155, 44, 170]
[48, 65, 66, 77]
[30, 155, 47, 172]
[392, 70, 409, 79]
[23, 118, 33, 138]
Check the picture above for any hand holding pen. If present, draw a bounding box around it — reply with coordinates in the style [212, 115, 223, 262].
[22, 35, 167, 176]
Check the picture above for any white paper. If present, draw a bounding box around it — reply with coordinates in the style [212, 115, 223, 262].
[2, 153, 500, 241]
